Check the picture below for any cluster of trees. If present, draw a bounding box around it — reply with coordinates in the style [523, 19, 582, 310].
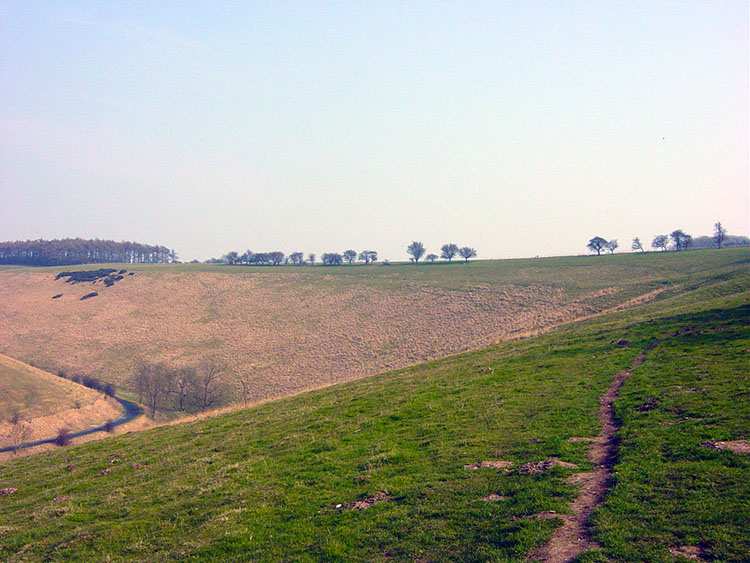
[131, 363, 226, 418]
[406, 242, 478, 263]
[213, 249, 379, 266]
[0, 239, 176, 266]
[590, 223, 748, 256]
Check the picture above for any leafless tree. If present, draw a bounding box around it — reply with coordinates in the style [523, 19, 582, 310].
[194, 364, 225, 410]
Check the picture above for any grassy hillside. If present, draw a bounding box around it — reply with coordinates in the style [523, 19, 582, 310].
[0, 249, 745, 409]
[0, 250, 748, 561]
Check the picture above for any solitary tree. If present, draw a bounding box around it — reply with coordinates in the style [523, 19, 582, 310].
[587, 237, 608, 256]
[631, 237, 644, 252]
[652, 234, 669, 251]
[604, 239, 619, 254]
[425, 253, 438, 262]
[440, 243, 459, 262]
[308, 253, 316, 265]
[670, 230, 690, 251]
[407, 241, 426, 263]
[713, 222, 727, 248]
[458, 246, 477, 263]
[343, 249, 357, 264]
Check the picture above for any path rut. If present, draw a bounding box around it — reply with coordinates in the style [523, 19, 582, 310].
[528, 346, 655, 562]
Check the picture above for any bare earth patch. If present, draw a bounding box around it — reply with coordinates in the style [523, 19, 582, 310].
[463, 460, 515, 470]
[517, 459, 578, 474]
[345, 491, 389, 510]
[480, 493, 508, 502]
[699, 440, 750, 454]
[669, 545, 707, 560]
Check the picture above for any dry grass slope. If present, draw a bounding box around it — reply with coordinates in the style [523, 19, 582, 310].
[0, 354, 122, 452]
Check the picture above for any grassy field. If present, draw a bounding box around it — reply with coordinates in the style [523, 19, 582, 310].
[1, 249, 745, 408]
[0, 249, 747, 561]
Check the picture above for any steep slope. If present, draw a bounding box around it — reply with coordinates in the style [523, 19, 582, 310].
[0, 251, 747, 562]
[1, 250, 743, 407]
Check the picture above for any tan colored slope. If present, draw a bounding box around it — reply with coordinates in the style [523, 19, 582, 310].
[0, 269, 632, 405]
[0, 353, 122, 452]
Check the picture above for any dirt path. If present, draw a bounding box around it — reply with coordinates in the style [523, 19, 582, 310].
[528, 345, 656, 562]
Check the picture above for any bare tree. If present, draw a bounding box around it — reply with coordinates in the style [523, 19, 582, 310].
[194, 364, 224, 411]
[604, 239, 618, 254]
[458, 246, 477, 263]
[133, 363, 175, 418]
[7, 420, 33, 454]
[343, 249, 357, 264]
[407, 241, 426, 263]
[631, 237, 644, 252]
[268, 251, 285, 265]
[172, 367, 197, 411]
[289, 252, 304, 265]
[587, 236, 607, 256]
[440, 243, 459, 262]
[652, 234, 669, 251]
[713, 222, 727, 248]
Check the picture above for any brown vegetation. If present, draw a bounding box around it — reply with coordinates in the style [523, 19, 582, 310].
[0, 269, 657, 408]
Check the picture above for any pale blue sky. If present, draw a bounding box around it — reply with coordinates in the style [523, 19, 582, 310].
[1, 1, 747, 261]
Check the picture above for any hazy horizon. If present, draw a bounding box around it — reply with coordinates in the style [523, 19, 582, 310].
[2, 2, 747, 263]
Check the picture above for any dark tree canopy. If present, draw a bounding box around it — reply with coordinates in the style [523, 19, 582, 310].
[425, 253, 438, 262]
[358, 250, 377, 264]
[587, 236, 608, 256]
[631, 237, 644, 252]
[440, 243, 459, 262]
[321, 252, 343, 265]
[343, 250, 357, 264]
[0, 238, 175, 266]
[670, 230, 690, 251]
[407, 241, 426, 263]
[458, 246, 477, 262]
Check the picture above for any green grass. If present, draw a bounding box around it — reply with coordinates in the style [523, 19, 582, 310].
[0, 251, 748, 561]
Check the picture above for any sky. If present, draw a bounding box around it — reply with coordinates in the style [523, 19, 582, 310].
[1, 1, 747, 262]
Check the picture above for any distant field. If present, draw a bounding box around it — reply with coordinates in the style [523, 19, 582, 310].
[0, 249, 747, 561]
[0, 354, 121, 451]
[0, 250, 746, 407]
